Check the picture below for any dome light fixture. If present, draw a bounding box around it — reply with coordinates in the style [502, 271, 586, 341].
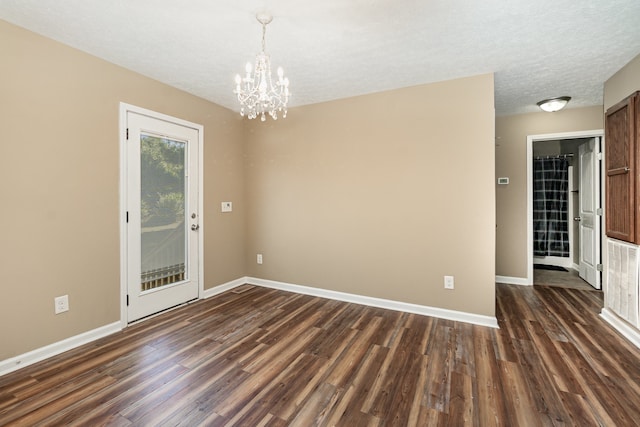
[537, 96, 571, 112]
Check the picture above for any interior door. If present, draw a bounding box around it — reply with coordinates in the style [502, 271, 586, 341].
[126, 110, 200, 322]
[578, 137, 601, 289]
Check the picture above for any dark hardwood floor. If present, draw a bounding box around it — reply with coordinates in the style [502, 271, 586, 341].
[1, 283, 639, 426]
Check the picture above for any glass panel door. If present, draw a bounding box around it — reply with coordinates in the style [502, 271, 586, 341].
[140, 135, 187, 291]
[125, 108, 200, 323]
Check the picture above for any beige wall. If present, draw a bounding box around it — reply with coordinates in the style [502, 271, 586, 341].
[604, 53, 640, 110]
[0, 20, 245, 360]
[244, 74, 496, 316]
[495, 107, 603, 278]
[1, 19, 497, 362]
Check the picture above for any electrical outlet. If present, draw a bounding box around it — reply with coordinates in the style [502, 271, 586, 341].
[444, 276, 455, 290]
[54, 295, 69, 314]
[257, 254, 263, 264]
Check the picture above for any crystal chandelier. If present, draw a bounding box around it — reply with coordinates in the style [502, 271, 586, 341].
[234, 14, 290, 121]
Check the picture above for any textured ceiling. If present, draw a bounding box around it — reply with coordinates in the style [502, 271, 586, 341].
[1, 0, 639, 116]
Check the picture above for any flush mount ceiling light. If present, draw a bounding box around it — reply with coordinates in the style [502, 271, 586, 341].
[234, 14, 290, 122]
[536, 96, 571, 112]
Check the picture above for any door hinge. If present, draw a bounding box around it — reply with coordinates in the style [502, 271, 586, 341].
[597, 152, 603, 161]
[126, 128, 129, 140]
[596, 264, 603, 272]
[126, 294, 129, 306]
[126, 211, 129, 223]
[596, 208, 603, 216]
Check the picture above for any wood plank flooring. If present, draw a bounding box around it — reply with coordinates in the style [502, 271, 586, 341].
[533, 268, 595, 291]
[1, 283, 639, 426]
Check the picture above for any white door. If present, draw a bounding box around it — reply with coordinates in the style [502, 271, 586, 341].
[578, 138, 601, 289]
[125, 109, 201, 322]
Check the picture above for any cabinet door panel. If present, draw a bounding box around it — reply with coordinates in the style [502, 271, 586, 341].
[605, 93, 636, 242]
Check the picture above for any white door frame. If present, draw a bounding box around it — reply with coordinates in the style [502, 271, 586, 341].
[119, 103, 204, 327]
[526, 129, 604, 286]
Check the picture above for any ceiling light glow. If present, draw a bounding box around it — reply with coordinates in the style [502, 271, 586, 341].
[537, 96, 571, 112]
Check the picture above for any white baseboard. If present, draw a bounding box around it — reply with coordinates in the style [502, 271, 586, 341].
[572, 263, 580, 272]
[496, 275, 531, 286]
[0, 322, 121, 377]
[247, 277, 499, 329]
[600, 308, 640, 350]
[202, 277, 248, 299]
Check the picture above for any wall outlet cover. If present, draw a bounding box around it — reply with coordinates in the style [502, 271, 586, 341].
[444, 276, 455, 290]
[55, 295, 69, 314]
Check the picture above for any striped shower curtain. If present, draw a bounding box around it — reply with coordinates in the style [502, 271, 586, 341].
[533, 157, 570, 257]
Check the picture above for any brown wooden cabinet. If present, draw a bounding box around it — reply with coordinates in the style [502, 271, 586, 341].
[606, 91, 640, 243]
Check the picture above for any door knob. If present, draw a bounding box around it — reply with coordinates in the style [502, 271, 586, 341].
[574, 217, 582, 221]
[191, 224, 200, 231]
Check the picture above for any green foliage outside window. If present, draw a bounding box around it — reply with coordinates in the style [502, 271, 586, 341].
[140, 135, 185, 228]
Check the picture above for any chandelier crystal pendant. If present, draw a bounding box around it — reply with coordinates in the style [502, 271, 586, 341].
[234, 14, 290, 122]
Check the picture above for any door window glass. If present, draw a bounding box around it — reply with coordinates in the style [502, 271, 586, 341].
[140, 134, 187, 291]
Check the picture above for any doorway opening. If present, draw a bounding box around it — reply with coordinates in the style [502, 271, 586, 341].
[527, 130, 604, 290]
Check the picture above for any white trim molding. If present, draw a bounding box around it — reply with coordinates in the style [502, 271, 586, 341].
[496, 275, 531, 286]
[600, 308, 640, 350]
[0, 322, 121, 377]
[202, 277, 248, 299]
[247, 277, 499, 328]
